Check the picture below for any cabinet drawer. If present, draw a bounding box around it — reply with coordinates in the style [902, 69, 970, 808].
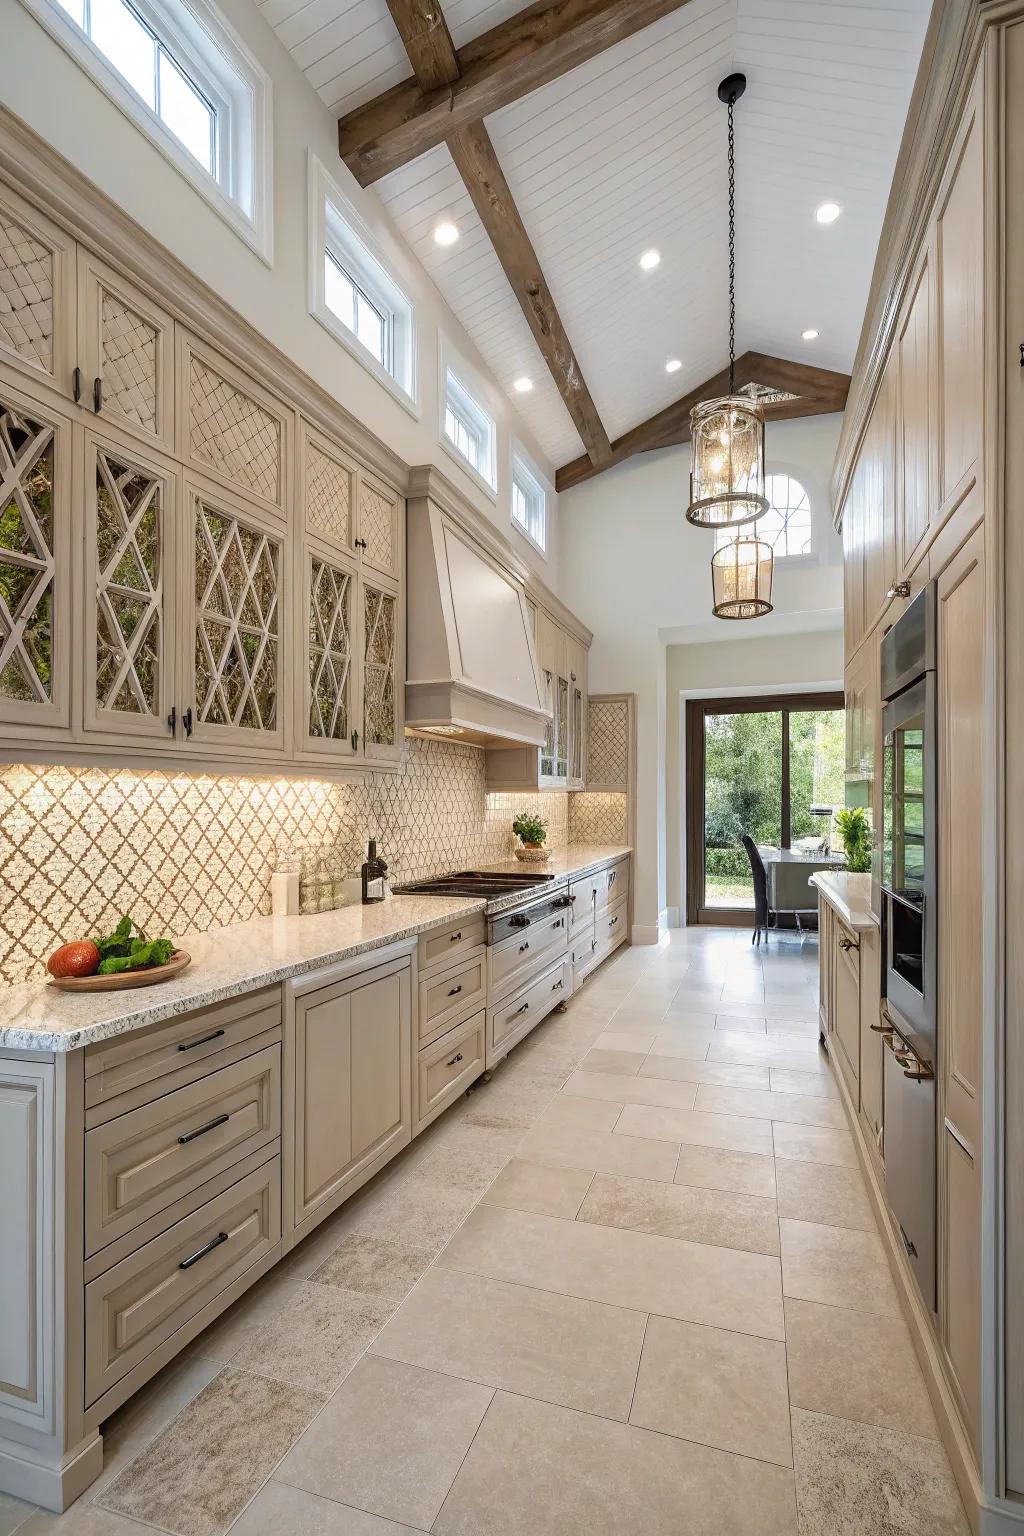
[595, 859, 628, 914]
[84, 988, 282, 1111]
[85, 1159, 280, 1407]
[85, 1045, 281, 1257]
[595, 894, 628, 953]
[416, 1012, 486, 1133]
[488, 907, 570, 1002]
[418, 952, 487, 1047]
[487, 956, 571, 1065]
[569, 871, 600, 913]
[418, 917, 486, 977]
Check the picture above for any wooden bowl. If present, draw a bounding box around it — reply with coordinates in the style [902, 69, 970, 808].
[514, 845, 549, 864]
[47, 949, 191, 992]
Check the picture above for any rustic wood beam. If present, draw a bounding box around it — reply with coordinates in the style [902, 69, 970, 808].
[446, 121, 611, 466]
[384, 0, 460, 91]
[339, 0, 697, 185]
[555, 353, 850, 491]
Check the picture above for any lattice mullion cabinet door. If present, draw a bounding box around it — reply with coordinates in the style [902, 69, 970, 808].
[82, 425, 179, 744]
[301, 421, 357, 561]
[182, 477, 289, 759]
[0, 180, 77, 406]
[0, 370, 74, 742]
[77, 251, 175, 452]
[176, 331, 292, 521]
[354, 467, 401, 580]
[297, 531, 358, 763]
[359, 571, 403, 765]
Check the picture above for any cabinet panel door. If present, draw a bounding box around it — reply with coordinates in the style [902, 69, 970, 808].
[862, 361, 896, 629]
[361, 576, 401, 761]
[935, 90, 983, 512]
[351, 971, 405, 1160]
[177, 334, 290, 518]
[302, 425, 355, 556]
[300, 539, 357, 760]
[296, 988, 353, 1216]
[78, 253, 175, 451]
[0, 182, 75, 400]
[83, 429, 178, 743]
[896, 248, 933, 574]
[356, 470, 400, 579]
[842, 465, 864, 658]
[184, 483, 287, 754]
[0, 376, 72, 734]
[831, 930, 860, 1104]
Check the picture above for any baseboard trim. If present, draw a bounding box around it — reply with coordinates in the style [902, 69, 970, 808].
[630, 923, 661, 945]
[825, 1039, 985, 1536]
[0, 1431, 103, 1512]
[666, 905, 681, 929]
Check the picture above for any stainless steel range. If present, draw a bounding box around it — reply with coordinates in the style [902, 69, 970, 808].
[392, 870, 572, 943]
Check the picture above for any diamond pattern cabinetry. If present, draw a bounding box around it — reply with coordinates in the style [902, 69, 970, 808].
[0, 171, 405, 776]
[485, 601, 588, 792]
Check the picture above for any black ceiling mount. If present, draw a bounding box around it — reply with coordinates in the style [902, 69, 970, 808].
[718, 72, 747, 105]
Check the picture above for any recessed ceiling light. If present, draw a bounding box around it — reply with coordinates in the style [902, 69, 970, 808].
[665, 358, 682, 373]
[639, 248, 661, 271]
[815, 201, 842, 225]
[512, 376, 534, 393]
[802, 328, 819, 341]
[433, 221, 459, 246]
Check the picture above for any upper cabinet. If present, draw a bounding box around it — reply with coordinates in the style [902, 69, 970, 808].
[484, 601, 589, 793]
[0, 171, 406, 778]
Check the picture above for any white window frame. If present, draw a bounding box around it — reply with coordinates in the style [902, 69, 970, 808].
[19, 0, 273, 262]
[714, 467, 815, 564]
[438, 340, 497, 499]
[510, 442, 548, 557]
[308, 154, 418, 417]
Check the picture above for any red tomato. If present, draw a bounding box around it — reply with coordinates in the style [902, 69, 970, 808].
[47, 941, 101, 978]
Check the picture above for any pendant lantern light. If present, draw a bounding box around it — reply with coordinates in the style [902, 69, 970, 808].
[711, 535, 774, 620]
[686, 73, 770, 531]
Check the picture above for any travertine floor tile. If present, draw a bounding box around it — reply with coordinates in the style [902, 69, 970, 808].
[710, 1033, 829, 1073]
[773, 1122, 859, 1170]
[434, 1391, 798, 1536]
[372, 1265, 646, 1419]
[594, 1028, 660, 1051]
[534, 1093, 622, 1133]
[780, 1219, 901, 1318]
[517, 1119, 679, 1182]
[615, 1102, 774, 1157]
[578, 1170, 780, 1255]
[641, 1055, 769, 1088]
[770, 1067, 839, 1100]
[311, 1232, 438, 1303]
[674, 1143, 778, 1198]
[579, 1047, 647, 1075]
[0, 1493, 34, 1536]
[17, 1510, 152, 1536]
[482, 1157, 594, 1219]
[99, 1366, 324, 1536]
[231, 1482, 426, 1535]
[348, 1177, 478, 1254]
[630, 1314, 792, 1466]
[87, 1355, 221, 1503]
[230, 1281, 392, 1394]
[276, 1355, 492, 1531]
[775, 1159, 876, 1232]
[791, 1407, 968, 1535]
[714, 1014, 768, 1033]
[694, 1084, 847, 1131]
[785, 1298, 937, 1438]
[440, 1204, 784, 1339]
[564, 1069, 698, 1110]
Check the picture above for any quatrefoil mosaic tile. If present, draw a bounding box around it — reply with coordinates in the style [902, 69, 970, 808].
[0, 738, 568, 983]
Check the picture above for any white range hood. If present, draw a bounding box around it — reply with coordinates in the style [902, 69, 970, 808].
[405, 467, 551, 748]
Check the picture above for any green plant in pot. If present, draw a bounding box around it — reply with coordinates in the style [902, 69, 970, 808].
[513, 812, 547, 849]
[835, 806, 872, 873]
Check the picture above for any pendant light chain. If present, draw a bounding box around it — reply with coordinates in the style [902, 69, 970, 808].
[727, 90, 736, 392]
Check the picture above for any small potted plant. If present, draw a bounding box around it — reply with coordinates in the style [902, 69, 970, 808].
[834, 806, 872, 873]
[512, 812, 549, 863]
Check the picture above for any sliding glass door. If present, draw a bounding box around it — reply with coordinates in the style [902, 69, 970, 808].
[685, 692, 845, 924]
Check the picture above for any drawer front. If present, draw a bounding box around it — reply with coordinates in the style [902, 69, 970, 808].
[487, 956, 571, 1064]
[84, 987, 283, 1110]
[595, 859, 628, 915]
[488, 908, 570, 1001]
[416, 1012, 486, 1132]
[85, 1159, 280, 1406]
[418, 952, 487, 1047]
[85, 1045, 281, 1257]
[418, 917, 486, 977]
[569, 871, 599, 911]
[595, 894, 628, 953]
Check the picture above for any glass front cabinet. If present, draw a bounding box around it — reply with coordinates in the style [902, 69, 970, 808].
[536, 608, 588, 790]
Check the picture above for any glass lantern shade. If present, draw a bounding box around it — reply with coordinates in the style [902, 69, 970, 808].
[711, 536, 774, 619]
[686, 394, 769, 527]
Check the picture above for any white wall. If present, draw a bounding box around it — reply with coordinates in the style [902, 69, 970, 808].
[558, 413, 845, 938]
[665, 627, 844, 920]
[1, 0, 559, 587]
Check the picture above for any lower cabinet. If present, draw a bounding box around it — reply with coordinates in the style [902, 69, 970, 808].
[288, 952, 412, 1236]
[415, 1011, 486, 1133]
[487, 955, 571, 1066]
[831, 922, 861, 1103]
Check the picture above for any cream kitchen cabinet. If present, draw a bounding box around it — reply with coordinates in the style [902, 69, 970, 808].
[286, 950, 412, 1239]
[485, 601, 589, 792]
[0, 180, 76, 404]
[76, 251, 175, 453]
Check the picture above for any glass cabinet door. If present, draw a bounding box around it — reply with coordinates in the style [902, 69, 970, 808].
[556, 673, 569, 779]
[304, 547, 355, 756]
[540, 668, 557, 779]
[362, 578, 400, 759]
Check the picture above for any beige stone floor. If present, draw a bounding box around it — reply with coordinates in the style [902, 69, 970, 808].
[2, 928, 970, 1536]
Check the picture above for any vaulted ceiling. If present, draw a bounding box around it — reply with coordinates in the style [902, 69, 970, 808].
[261, 0, 932, 481]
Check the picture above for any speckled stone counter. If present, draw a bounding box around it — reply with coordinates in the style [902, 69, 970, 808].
[481, 844, 631, 913]
[809, 870, 876, 932]
[0, 895, 485, 1053]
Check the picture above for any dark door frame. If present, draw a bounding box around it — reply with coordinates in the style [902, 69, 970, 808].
[685, 690, 845, 927]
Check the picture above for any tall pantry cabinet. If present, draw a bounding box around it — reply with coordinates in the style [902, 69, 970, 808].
[832, 7, 1023, 1529]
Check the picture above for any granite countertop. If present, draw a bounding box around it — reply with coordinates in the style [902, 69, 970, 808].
[481, 844, 632, 913]
[0, 845, 632, 1054]
[809, 870, 876, 932]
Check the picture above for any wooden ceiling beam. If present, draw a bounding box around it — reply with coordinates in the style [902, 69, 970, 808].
[446, 121, 611, 466]
[555, 353, 850, 491]
[340, 0, 697, 185]
[384, 0, 460, 90]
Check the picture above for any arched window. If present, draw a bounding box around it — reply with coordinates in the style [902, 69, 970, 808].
[715, 472, 812, 558]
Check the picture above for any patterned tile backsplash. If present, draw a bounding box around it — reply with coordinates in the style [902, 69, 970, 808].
[0, 738, 569, 984]
[569, 792, 629, 847]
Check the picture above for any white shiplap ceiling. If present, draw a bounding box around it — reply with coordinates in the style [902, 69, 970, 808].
[263, 0, 932, 470]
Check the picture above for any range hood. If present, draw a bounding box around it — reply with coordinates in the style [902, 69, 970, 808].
[405, 468, 551, 748]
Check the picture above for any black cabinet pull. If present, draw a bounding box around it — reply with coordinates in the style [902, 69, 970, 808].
[449, 931, 462, 943]
[351, 728, 359, 750]
[552, 979, 563, 991]
[553, 919, 563, 929]
[178, 1113, 230, 1145]
[179, 1231, 229, 1271]
[519, 942, 530, 953]
[93, 375, 102, 413]
[177, 1028, 225, 1052]
[610, 916, 618, 927]
[514, 1002, 529, 1016]
[448, 984, 463, 997]
[354, 537, 368, 550]
[446, 1051, 464, 1067]
[73, 366, 82, 403]
[167, 705, 177, 736]
[183, 707, 194, 737]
